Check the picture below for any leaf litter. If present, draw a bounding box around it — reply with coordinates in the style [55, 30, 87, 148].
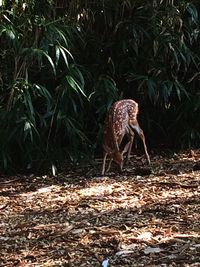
[0, 150, 200, 266]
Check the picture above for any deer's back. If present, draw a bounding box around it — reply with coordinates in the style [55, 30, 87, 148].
[103, 99, 138, 152]
[112, 99, 138, 133]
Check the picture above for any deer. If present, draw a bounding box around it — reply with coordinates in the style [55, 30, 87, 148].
[102, 99, 150, 175]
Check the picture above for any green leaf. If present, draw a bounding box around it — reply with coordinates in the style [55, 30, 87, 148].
[55, 45, 61, 66]
[147, 78, 157, 103]
[187, 3, 198, 23]
[65, 75, 87, 98]
[59, 46, 69, 68]
[32, 49, 56, 75]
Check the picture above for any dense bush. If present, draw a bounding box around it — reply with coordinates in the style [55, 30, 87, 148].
[0, 0, 199, 172]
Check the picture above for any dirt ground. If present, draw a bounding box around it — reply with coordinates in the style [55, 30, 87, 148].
[0, 150, 200, 267]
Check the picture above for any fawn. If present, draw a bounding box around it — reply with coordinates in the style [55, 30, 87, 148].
[102, 99, 150, 175]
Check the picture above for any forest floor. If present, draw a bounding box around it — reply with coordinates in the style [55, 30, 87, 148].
[0, 149, 200, 267]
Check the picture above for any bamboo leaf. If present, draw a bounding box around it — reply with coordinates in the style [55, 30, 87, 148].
[65, 75, 87, 98]
[187, 3, 198, 23]
[59, 46, 69, 68]
[55, 45, 61, 66]
[32, 49, 56, 75]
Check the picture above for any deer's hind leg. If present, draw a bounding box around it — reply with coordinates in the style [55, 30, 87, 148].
[129, 122, 150, 164]
[121, 126, 135, 164]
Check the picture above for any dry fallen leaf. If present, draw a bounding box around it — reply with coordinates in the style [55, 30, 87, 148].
[143, 246, 162, 255]
[0, 150, 200, 266]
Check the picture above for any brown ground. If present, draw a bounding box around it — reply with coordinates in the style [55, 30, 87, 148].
[0, 150, 200, 267]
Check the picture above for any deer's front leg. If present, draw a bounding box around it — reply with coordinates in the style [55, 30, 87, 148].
[102, 152, 108, 175]
[106, 154, 113, 173]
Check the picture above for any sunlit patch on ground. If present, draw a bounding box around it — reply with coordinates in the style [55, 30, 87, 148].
[0, 150, 200, 266]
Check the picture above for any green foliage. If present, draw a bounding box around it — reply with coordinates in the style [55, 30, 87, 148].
[0, 0, 89, 171]
[168, 95, 200, 148]
[0, 0, 200, 172]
